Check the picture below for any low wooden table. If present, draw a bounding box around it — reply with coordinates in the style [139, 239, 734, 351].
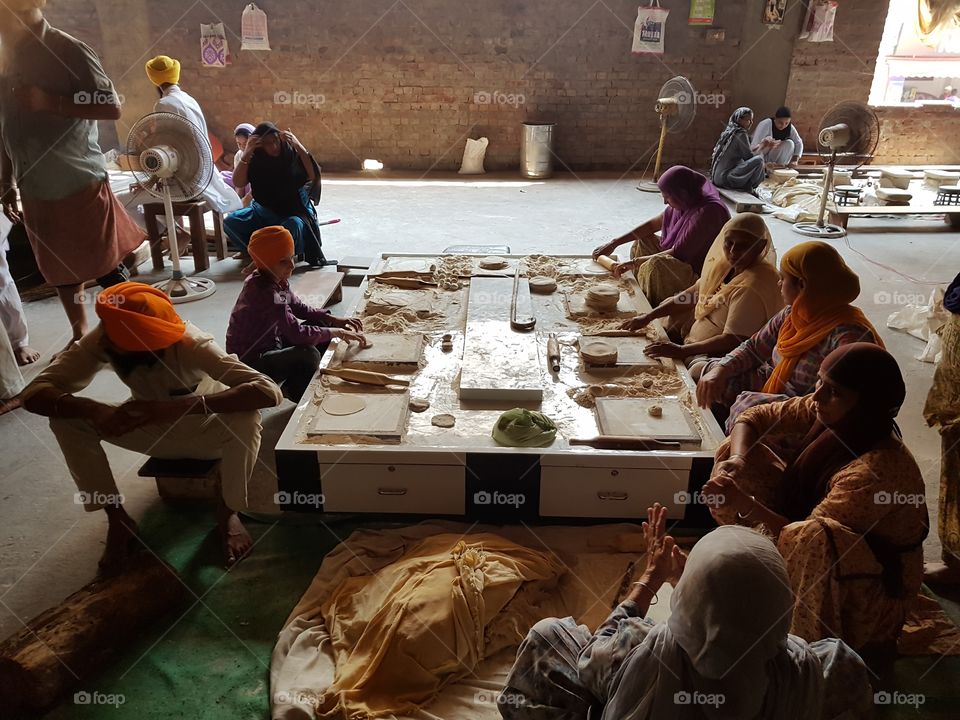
[829, 205, 960, 229]
[143, 200, 227, 272]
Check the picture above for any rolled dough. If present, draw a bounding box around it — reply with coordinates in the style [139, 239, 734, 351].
[479, 256, 508, 270]
[586, 284, 621, 310]
[529, 275, 558, 294]
[409, 398, 430, 413]
[580, 341, 618, 365]
[431, 413, 456, 428]
[321, 395, 367, 416]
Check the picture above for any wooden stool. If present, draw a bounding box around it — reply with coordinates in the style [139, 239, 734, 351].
[876, 187, 913, 206]
[879, 169, 914, 190]
[924, 170, 960, 189]
[143, 200, 227, 273]
[138, 457, 221, 506]
[833, 185, 862, 206]
[934, 185, 960, 206]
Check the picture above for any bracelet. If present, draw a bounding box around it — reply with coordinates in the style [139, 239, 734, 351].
[53, 392, 71, 416]
[199, 395, 210, 415]
[631, 580, 659, 605]
[737, 494, 757, 520]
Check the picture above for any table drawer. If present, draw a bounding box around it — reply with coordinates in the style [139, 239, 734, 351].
[539, 466, 687, 519]
[320, 463, 465, 514]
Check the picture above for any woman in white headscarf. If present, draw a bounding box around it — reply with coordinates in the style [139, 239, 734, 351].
[498, 505, 873, 720]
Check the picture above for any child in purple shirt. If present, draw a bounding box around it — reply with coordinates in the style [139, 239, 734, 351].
[225, 226, 364, 401]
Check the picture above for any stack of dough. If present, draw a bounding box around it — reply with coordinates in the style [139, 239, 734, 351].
[585, 283, 620, 312]
[529, 276, 558, 294]
[580, 340, 618, 366]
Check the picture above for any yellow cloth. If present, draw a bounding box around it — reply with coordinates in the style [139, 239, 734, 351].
[317, 533, 559, 718]
[693, 212, 780, 323]
[764, 241, 881, 394]
[248, 225, 294, 269]
[95, 282, 186, 352]
[145, 55, 181, 86]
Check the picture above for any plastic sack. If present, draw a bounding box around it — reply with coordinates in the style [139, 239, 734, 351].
[241, 3, 270, 51]
[201, 22, 230, 67]
[799, 1, 837, 43]
[458, 137, 489, 175]
[632, 2, 670, 55]
[887, 287, 948, 363]
[492, 408, 557, 448]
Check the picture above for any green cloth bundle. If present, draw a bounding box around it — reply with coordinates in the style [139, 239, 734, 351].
[492, 408, 558, 447]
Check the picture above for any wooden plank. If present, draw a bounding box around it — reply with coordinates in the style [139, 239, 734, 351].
[834, 205, 958, 215]
[290, 269, 344, 308]
[459, 277, 543, 402]
[718, 188, 764, 213]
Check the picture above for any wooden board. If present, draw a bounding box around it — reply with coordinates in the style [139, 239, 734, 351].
[595, 397, 701, 444]
[564, 290, 635, 318]
[290, 269, 344, 307]
[718, 188, 765, 213]
[308, 392, 409, 441]
[339, 333, 424, 365]
[580, 336, 661, 367]
[378, 257, 437, 275]
[459, 277, 543, 402]
[829, 205, 960, 229]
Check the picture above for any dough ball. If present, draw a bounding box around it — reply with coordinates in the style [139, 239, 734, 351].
[431, 413, 456, 428]
[641, 377, 654, 389]
[409, 398, 430, 413]
[648, 404, 663, 418]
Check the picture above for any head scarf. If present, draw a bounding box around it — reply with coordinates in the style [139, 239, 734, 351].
[247, 121, 310, 216]
[763, 241, 881, 393]
[694, 212, 780, 322]
[771, 106, 793, 141]
[145, 55, 181, 86]
[710, 107, 753, 175]
[594, 526, 823, 720]
[655, 166, 730, 275]
[945, 271, 960, 314]
[784, 343, 906, 520]
[234, 122, 256, 137]
[248, 226, 295, 270]
[95, 282, 185, 352]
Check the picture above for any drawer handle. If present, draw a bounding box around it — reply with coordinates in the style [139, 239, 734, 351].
[597, 491, 628, 501]
[378, 487, 408, 496]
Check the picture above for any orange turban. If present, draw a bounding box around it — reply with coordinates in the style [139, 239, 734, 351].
[95, 282, 186, 352]
[248, 226, 295, 270]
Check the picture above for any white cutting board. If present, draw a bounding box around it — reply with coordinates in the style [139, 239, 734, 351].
[340, 333, 424, 365]
[308, 392, 409, 440]
[595, 397, 701, 444]
[580, 336, 661, 367]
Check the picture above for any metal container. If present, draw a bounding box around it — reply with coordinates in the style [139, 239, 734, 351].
[520, 122, 556, 178]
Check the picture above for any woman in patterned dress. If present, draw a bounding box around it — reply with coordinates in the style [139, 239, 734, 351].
[704, 344, 928, 670]
[696, 240, 880, 432]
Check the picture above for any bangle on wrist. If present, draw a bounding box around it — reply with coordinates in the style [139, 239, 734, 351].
[631, 580, 659, 604]
[737, 494, 757, 520]
[199, 395, 210, 415]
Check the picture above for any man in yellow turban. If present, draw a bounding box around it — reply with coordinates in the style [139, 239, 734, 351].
[145, 55, 181, 87]
[226, 226, 365, 401]
[22, 282, 283, 570]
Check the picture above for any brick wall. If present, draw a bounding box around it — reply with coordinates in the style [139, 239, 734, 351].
[785, 0, 960, 165]
[45, 0, 767, 172]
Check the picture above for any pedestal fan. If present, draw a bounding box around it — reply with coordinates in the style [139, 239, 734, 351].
[637, 76, 697, 192]
[793, 101, 880, 239]
[126, 112, 216, 302]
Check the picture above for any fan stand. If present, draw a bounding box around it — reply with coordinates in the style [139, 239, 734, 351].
[793, 151, 847, 239]
[637, 114, 669, 193]
[152, 180, 216, 303]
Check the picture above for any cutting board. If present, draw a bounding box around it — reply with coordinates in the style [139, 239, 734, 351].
[340, 333, 424, 365]
[308, 392, 409, 441]
[579, 336, 661, 367]
[595, 397, 701, 444]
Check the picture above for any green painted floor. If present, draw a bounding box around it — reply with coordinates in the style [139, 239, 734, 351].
[27, 505, 960, 720]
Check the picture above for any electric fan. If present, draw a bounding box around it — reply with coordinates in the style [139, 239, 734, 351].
[637, 76, 698, 192]
[793, 101, 880, 239]
[126, 112, 216, 302]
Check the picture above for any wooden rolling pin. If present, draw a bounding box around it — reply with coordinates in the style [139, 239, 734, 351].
[321, 367, 411, 387]
[547, 334, 561, 373]
[374, 276, 437, 289]
[569, 436, 680, 450]
[595, 254, 617, 272]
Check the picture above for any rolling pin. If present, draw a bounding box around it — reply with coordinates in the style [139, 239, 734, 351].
[321, 367, 411, 387]
[547, 334, 561, 373]
[595, 255, 617, 272]
[569, 436, 680, 450]
[374, 276, 438, 289]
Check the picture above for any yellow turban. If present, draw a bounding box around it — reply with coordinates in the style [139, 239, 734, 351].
[249, 226, 295, 270]
[95, 282, 186, 352]
[145, 55, 181, 86]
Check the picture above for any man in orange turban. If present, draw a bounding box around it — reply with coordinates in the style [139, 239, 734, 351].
[22, 282, 283, 570]
[226, 227, 365, 401]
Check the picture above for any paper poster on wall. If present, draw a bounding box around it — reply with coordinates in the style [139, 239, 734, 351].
[799, 1, 838, 43]
[241, 3, 271, 51]
[762, 0, 788, 26]
[632, 2, 670, 55]
[689, 0, 715, 26]
[200, 22, 230, 67]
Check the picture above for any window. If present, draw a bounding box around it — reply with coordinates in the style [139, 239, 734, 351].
[869, 0, 960, 106]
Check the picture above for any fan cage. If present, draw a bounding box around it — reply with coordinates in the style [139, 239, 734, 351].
[814, 102, 881, 170]
[125, 112, 215, 203]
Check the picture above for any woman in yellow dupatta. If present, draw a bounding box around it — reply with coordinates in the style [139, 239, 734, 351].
[697, 240, 882, 431]
[621, 213, 783, 373]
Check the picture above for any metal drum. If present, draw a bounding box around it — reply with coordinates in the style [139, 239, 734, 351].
[520, 122, 556, 179]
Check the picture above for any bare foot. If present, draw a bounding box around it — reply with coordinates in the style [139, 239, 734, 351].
[98, 510, 142, 576]
[0, 397, 22, 416]
[217, 505, 253, 566]
[15, 345, 40, 365]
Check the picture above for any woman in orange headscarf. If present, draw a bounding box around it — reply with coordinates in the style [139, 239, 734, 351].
[696, 241, 881, 431]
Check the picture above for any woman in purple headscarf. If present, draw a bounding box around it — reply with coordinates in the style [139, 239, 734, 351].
[593, 165, 730, 305]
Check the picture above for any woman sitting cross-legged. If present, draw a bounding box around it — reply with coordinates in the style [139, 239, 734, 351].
[498, 504, 873, 720]
[620, 212, 783, 378]
[703, 344, 928, 671]
[592, 166, 730, 306]
[710, 107, 767, 193]
[225, 226, 365, 402]
[224, 121, 326, 265]
[696, 240, 881, 431]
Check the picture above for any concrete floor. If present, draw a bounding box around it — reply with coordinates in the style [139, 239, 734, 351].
[1, 170, 957, 643]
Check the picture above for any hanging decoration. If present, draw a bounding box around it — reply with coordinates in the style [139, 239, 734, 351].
[762, 0, 789, 26]
[200, 22, 230, 67]
[689, 0, 715, 26]
[241, 3, 271, 51]
[799, 1, 838, 43]
[632, 1, 670, 55]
